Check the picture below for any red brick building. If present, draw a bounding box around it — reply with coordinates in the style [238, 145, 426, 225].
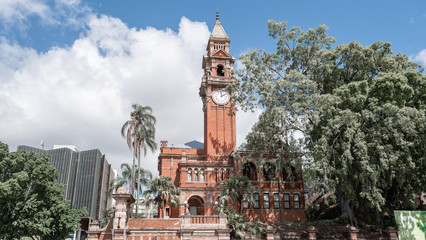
[158, 13, 306, 223]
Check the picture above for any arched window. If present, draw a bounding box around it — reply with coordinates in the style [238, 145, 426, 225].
[282, 165, 297, 182]
[214, 168, 219, 182]
[262, 163, 275, 181]
[243, 162, 257, 181]
[194, 169, 199, 181]
[217, 65, 224, 76]
[200, 169, 205, 182]
[187, 168, 192, 182]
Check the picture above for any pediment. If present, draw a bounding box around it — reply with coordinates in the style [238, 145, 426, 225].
[212, 50, 230, 58]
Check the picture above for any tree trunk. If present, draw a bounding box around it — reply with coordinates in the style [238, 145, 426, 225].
[130, 141, 136, 217]
[339, 193, 357, 227]
[136, 151, 141, 218]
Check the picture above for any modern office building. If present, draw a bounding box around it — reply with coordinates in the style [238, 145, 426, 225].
[17, 144, 115, 221]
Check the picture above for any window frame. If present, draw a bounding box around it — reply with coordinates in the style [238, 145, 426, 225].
[273, 193, 280, 209]
[187, 169, 192, 182]
[294, 193, 300, 209]
[194, 170, 198, 181]
[263, 193, 270, 209]
[283, 193, 290, 209]
[243, 198, 249, 209]
[200, 170, 205, 182]
[253, 193, 260, 209]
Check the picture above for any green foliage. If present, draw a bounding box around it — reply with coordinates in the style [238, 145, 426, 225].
[222, 208, 264, 240]
[110, 163, 152, 196]
[121, 104, 157, 217]
[219, 175, 259, 213]
[223, 208, 248, 239]
[143, 176, 180, 218]
[232, 19, 426, 226]
[100, 207, 115, 228]
[0, 142, 87, 240]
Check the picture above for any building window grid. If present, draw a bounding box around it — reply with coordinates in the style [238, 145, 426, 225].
[243, 198, 249, 209]
[253, 193, 260, 209]
[263, 193, 270, 209]
[294, 193, 300, 209]
[273, 193, 280, 209]
[284, 193, 290, 209]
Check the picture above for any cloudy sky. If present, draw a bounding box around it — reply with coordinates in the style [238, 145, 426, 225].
[1, 0, 425, 175]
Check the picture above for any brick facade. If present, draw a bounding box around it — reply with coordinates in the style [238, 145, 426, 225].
[158, 14, 306, 223]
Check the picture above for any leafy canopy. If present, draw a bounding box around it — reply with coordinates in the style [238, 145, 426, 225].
[232, 20, 425, 225]
[0, 142, 87, 240]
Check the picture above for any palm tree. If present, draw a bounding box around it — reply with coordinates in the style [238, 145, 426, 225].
[121, 104, 157, 217]
[110, 163, 153, 196]
[219, 175, 259, 213]
[143, 176, 181, 218]
[121, 106, 139, 194]
[133, 105, 157, 217]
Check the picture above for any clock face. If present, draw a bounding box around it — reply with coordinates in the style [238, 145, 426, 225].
[212, 89, 230, 105]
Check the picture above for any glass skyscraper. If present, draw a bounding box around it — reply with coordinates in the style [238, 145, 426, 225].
[17, 145, 115, 221]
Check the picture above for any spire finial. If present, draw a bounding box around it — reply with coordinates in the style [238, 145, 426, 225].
[216, 11, 219, 21]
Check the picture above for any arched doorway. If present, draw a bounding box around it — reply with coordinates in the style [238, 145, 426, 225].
[187, 195, 204, 216]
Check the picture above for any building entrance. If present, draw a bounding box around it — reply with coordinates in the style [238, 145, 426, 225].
[188, 196, 204, 215]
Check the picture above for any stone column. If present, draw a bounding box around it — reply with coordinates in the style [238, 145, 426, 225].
[111, 187, 135, 239]
[265, 225, 275, 240]
[347, 226, 359, 240]
[307, 226, 317, 240]
[86, 220, 100, 240]
[383, 227, 398, 240]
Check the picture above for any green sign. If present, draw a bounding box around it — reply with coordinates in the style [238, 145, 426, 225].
[394, 211, 426, 240]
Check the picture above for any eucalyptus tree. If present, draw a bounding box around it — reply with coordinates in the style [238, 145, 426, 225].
[143, 176, 180, 218]
[242, 107, 302, 222]
[231, 20, 425, 226]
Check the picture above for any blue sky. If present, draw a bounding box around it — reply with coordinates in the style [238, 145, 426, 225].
[1, 0, 425, 174]
[4, 1, 426, 58]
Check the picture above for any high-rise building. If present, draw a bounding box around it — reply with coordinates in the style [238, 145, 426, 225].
[17, 145, 115, 221]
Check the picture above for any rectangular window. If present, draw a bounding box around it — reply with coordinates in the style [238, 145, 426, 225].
[188, 171, 192, 181]
[165, 207, 170, 217]
[194, 171, 198, 181]
[254, 193, 260, 209]
[284, 193, 290, 209]
[243, 198, 249, 209]
[273, 193, 280, 209]
[263, 193, 270, 209]
[294, 193, 300, 209]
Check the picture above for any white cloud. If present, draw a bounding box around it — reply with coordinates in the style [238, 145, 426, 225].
[0, 14, 258, 175]
[0, 0, 90, 30]
[413, 49, 426, 67]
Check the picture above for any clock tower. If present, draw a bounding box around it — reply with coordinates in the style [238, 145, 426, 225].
[200, 12, 236, 158]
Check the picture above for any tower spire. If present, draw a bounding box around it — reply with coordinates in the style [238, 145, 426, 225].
[216, 11, 219, 21]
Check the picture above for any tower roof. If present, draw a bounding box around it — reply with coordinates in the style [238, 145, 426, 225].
[210, 12, 228, 40]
